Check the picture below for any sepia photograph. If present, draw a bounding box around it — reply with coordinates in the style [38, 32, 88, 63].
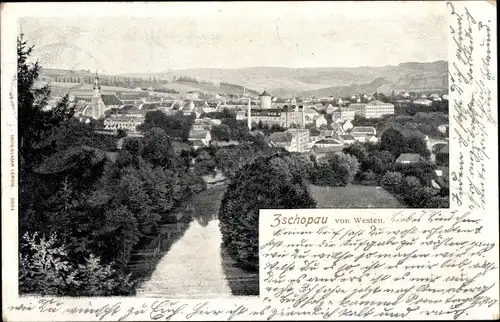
[16, 2, 450, 299]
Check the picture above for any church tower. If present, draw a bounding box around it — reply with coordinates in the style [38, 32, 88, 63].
[91, 71, 106, 120]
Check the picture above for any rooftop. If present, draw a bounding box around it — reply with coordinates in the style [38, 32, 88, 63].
[351, 126, 376, 134]
[396, 153, 423, 163]
[270, 131, 294, 143]
[260, 90, 272, 97]
[189, 129, 210, 139]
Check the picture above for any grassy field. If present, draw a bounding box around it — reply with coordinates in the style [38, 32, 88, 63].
[308, 184, 404, 208]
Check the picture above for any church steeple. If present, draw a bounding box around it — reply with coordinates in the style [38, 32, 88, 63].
[93, 70, 101, 91]
[90, 70, 105, 120]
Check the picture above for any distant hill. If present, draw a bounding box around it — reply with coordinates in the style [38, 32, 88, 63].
[40, 60, 448, 98]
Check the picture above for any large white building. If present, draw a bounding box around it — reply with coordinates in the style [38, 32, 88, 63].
[348, 100, 394, 119]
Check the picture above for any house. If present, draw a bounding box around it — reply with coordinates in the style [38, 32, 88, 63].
[310, 145, 344, 160]
[396, 153, 423, 164]
[211, 140, 240, 148]
[269, 131, 295, 151]
[181, 100, 196, 116]
[119, 106, 144, 118]
[429, 93, 441, 101]
[340, 134, 356, 145]
[313, 138, 343, 148]
[438, 124, 449, 134]
[319, 130, 336, 139]
[341, 119, 353, 132]
[332, 108, 356, 121]
[269, 129, 310, 153]
[325, 105, 336, 114]
[413, 99, 433, 106]
[367, 135, 379, 143]
[442, 94, 449, 100]
[236, 111, 247, 120]
[188, 129, 211, 148]
[104, 116, 143, 132]
[402, 92, 411, 98]
[351, 126, 377, 136]
[192, 118, 213, 130]
[186, 92, 200, 100]
[314, 114, 327, 128]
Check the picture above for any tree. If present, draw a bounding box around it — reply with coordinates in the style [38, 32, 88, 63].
[380, 128, 407, 157]
[328, 153, 359, 183]
[18, 33, 74, 168]
[142, 127, 176, 168]
[343, 143, 368, 164]
[381, 171, 403, 193]
[218, 155, 316, 270]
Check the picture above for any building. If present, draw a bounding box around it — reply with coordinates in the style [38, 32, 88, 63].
[185, 92, 199, 100]
[438, 124, 449, 134]
[192, 118, 215, 130]
[348, 103, 366, 116]
[314, 115, 327, 128]
[259, 90, 272, 109]
[181, 100, 196, 116]
[351, 126, 377, 137]
[310, 145, 344, 160]
[413, 99, 433, 106]
[90, 73, 106, 119]
[325, 105, 336, 114]
[104, 115, 143, 132]
[236, 111, 246, 120]
[188, 129, 211, 148]
[396, 153, 423, 164]
[332, 108, 356, 121]
[340, 120, 354, 132]
[340, 134, 356, 145]
[304, 108, 320, 125]
[348, 101, 394, 119]
[313, 138, 343, 149]
[362, 100, 394, 118]
[269, 128, 310, 153]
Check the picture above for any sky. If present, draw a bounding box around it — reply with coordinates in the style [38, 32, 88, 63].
[18, 2, 449, 75]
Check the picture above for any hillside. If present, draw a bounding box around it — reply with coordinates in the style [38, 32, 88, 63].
[122, 61, 448, 97]
[40, 60, 448, 98]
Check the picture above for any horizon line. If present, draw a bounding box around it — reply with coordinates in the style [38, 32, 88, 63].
[41, 59, 448, 76]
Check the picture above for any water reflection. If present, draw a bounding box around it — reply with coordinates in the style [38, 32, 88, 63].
[128, 184, 258, 297]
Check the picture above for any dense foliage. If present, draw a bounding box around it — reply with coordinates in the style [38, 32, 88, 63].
[139, 110, 195, 141]
[218, 154, 316, 270]
[18, 35, 204, 295]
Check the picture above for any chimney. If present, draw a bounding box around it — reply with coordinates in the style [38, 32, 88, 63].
[247, 98, 252, 130]
[302, 105, 305, 128]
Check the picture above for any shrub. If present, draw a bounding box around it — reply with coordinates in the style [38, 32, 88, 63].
[381, 171, 403, 193]
[19, 232, 134, 296]
[218, 155, 316, 270]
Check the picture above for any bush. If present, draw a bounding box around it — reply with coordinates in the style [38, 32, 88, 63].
[381, 171, 403, 193]
[218, 155, 316, 270]
[19, 232, 134, 296]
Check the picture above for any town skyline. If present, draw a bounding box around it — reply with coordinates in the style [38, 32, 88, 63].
[20, 2, 448, 75]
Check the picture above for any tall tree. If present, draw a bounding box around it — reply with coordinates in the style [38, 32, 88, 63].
[17, 33, 74, 169]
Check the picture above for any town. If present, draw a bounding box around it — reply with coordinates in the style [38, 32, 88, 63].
[43, 72, 449, 195]
[17, 5, 451, 300]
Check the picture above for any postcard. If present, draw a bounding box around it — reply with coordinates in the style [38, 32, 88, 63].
[1, 1, 498, 320]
